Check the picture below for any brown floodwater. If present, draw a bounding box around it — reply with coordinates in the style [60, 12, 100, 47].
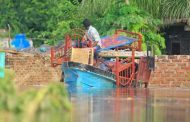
[68, 87, 190, 122]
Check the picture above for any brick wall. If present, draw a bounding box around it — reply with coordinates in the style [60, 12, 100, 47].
[6, 53, 190, 88]
[149, 55, 190, 88]
[6, 53, 62, 85]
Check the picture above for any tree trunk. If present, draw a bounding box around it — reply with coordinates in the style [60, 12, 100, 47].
[125, 0, 129, 4]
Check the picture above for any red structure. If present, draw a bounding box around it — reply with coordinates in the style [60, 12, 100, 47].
[50, 29, 151, 87]
[114, 48, 135, 87]
[136, 57, 152, 87]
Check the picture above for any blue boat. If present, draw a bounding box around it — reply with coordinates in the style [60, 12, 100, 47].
[51, 29, 152, 88]
[60, 34, 136, 89]
[62, 62, 116, 89]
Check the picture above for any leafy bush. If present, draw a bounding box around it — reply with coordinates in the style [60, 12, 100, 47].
[0, 69, 71, 122]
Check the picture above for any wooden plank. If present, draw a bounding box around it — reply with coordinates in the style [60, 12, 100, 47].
[0, 49, 34, 56]
[99, 50, 147, 58]
[0, 49, 19, 54]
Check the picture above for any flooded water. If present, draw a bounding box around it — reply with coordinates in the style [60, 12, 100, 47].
[68, 88, 190, 122]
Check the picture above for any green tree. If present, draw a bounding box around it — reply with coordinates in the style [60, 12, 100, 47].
[0, 0, 80, 46]
[94, 1, 165, 54]
[0, 0, 20, 33]
[78, 0, 165, 54]
[130, 0, 190, 22]
[79, 0, 115, 18]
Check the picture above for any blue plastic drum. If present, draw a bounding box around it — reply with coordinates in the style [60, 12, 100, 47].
[11, 34, 30, 50]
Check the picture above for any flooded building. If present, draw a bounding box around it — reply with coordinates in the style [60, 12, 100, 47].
[163, 22, 190, 55]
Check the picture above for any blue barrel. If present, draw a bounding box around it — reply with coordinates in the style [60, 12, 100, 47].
[11, 34, 30, 50]
[0, 52, 5, 78]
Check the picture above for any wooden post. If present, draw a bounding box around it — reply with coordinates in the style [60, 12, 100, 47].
[64, 35, 69, 60]
[50, 47, 55, 67]
[8, 24, 11, 48]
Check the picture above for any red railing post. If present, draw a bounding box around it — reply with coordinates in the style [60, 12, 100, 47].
[116, 57, 120, 87]
[64, 35, 71, 61]
[132, 48, 135, 77]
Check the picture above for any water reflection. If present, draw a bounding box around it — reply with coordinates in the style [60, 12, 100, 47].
[68, 87, 190, 122]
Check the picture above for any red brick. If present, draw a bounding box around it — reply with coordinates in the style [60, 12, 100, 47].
[180, 82, 190, 88]
[186, 63, 190, 67]
[6, 54, 61, 84]
[164, 72, 174, 77]
[180, 55, 190, 60]
[168, 55, 178, 59]
[165, 69, 176, 73]
[176, 69, 186, 74]
[182, 59, 190, 62]
[172, 59, 181, 62]
[170, 82, 181, 87]
[177, 63, 186, 67]
[159, 84, 170, 87]
[181, 66, 190, 70]
[160, 80, 170, 84]
[167, 63, 176, 67]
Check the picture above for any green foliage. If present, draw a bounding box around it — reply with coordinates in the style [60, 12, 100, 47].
[0, 69, 16, 111]
[130, 0, 190, 22]
[93, 1, 165, 54]
[79, 0, 115, 18]
[143, 32, 165, 55]
[0, 0, 166, 54]
[130, 0, 163, 18]
[161, 0, 190, 20]
[0, 0, 80, 46]
[0, 69, 71, 122]
[0, 0, 20, 33]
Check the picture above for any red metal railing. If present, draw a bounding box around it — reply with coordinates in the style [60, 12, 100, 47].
[50, 45, 65, 67]
[114, 48, 136, 87]
[51, 29, 92, 67]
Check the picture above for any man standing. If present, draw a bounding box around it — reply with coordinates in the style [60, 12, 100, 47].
[82, 19, 102, 49]
[82, 19, 102, 61]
